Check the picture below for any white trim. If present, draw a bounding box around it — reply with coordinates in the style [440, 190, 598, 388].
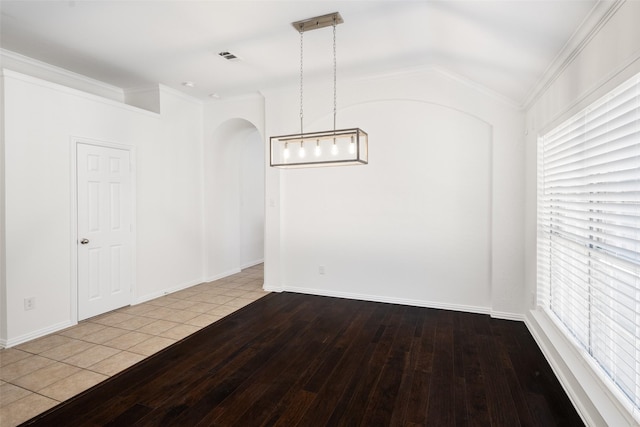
[526, 310, 637, 427]
[200, 107, 207, 286]
[0, 48, 124, 98]
[1, 320, 75, 348]
[274, 286, 491, 316]
[132, 278, 203, 305]
[71, 137, 137, 322]
[2, 69, 160, 118]
[257, 285, 522, 320]
[490, 311, 524, 322]
[535, 71, 640, 423]
[537, 54, 640, 136]
[158, 84, 204, 105]
[70, 140, 78, 324]
[123, 85, 158, 96]
[203, 268, 242, 284]
[241, 258, 264, 270]
[523, 0, 626, 110]
[123, 84, 204, 106]
[0, 71, 6, 346]
[263, 283, 283, 293]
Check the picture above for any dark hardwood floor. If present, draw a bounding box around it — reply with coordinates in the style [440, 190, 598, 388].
[22, 293, 584, 426]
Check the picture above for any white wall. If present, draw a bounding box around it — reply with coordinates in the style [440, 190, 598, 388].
[1, 70, 204, 346]
[1, 49, 125, 103]
[0, 71, 6, 341]
[202, 96, 265, 281]
[135, 85, 204, 301]
[264, 67, 525, 318]
[240, 130, 265, 268]
[524, 1, 640, 425]
[202, 119, 264, 280]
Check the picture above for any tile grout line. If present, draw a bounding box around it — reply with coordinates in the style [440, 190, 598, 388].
[0, 265, 266, 426]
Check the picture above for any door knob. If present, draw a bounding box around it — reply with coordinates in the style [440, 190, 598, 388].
[80, 238, 89, 245]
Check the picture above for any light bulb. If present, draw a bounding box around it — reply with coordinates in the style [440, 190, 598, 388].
[299, 142, 306, 158]
[314, 140, 321, 157]
[349, 137, 356, 154]
[283, 142, 290, 159]
[331, 140, 338, 156]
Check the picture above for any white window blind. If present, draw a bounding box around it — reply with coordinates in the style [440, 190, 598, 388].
[537, 72, 639, 421]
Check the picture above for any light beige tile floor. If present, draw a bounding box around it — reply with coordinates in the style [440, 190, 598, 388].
[0, 264, 266, 427]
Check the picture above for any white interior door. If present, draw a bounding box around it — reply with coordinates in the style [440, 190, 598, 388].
[77, 143, 133, 320]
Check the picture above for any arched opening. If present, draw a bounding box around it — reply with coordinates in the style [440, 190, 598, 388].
[204, 118, 264, 280]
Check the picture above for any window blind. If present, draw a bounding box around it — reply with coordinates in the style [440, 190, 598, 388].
[537, 72, 639, 421]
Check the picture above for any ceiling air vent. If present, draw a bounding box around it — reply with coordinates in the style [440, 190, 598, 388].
[219, 51, 239, 61]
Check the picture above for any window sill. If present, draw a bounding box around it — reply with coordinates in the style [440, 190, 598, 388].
[525, 309, 637, 427]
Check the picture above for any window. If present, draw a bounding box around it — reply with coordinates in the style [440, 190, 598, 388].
[537, 73, 639, 421]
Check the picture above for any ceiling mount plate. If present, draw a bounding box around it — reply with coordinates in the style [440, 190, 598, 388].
[291, 12, 343, 33]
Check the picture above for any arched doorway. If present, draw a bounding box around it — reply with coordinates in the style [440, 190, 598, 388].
[204, 119, 264, 280]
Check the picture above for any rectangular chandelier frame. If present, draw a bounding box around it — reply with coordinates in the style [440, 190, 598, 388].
[270, 128, 368, 168]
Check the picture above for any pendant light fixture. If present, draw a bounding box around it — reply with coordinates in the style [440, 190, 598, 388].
[270, 12, 368, 168]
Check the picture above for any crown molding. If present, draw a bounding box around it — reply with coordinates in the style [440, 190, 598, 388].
[522, 0, 625, 111]
[2, 69, 159, 117]
[0, 48, 125, 101]
[157, 84, 204, 106]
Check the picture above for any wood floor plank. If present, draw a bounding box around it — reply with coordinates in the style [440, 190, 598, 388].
[364, 306, 420, 427]
[213, 304, 371, 425]
[21, 293, 584, 427]
[328, 303, 402, 427]
[459, 315, 492, 427]
[388, 308, 424, 427]
[140, 301, 311, 426]
[260, 303, 382, 426]
[452, 314, 469, 427]
[223, 325, 324, 425]
[477, 334, 523, 427]
[299, 304, 393, 426]
[404, 310, 438, 425]
[494, 332, 537, 427]
[425, 311, 456, 426]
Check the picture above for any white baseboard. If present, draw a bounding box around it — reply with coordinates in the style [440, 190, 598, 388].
[133, 278, 204, 305]
[490, 310, 524, 321]
[1, 319, 75, 348]
[263, 286, 524, 321]
[203, 268, 242, 284]
[263, 284, 283, 293]
[241, 259, 264, 270]
[2, 268, 255, 347]
[135, 267, 253, 305]
[279, 285, 491, 316]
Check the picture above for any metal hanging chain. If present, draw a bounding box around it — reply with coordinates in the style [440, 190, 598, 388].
[297, 16, 338, 136]
[299, 27, 304, 136]
[333, 17, 337, 132]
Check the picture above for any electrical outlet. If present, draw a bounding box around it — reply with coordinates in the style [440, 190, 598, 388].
[24, 297, 35, 311]
[319, 266, 325, 275]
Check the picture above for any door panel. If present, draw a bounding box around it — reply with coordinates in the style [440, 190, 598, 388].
[77, 143, 132, 320]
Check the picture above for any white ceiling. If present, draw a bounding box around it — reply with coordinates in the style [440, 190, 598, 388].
[0, 0, 602, 105]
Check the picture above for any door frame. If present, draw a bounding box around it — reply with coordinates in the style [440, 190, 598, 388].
[70, 136, 137, 323]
